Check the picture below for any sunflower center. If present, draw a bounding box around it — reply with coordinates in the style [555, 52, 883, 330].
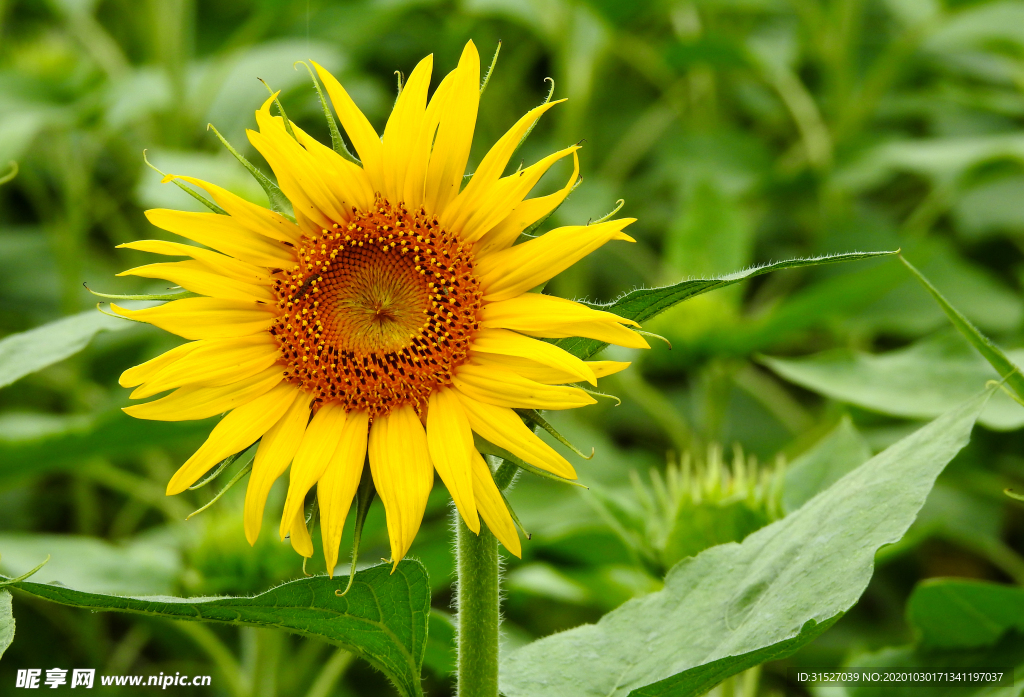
[270, 197, 482, 418]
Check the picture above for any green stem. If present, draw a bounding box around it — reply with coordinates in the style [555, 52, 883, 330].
[456, 514, 500, 697]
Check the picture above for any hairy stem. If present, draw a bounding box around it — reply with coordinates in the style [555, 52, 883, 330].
[455, 515, 500, 697]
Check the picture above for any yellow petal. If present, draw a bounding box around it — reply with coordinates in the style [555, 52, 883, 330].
[479, 294, 649, 350]
[111, 298, 274, 340]
[381, 54, 432, 203]
[117, 239, 272, 286]
[424, 41, 480, 214]
[130, 335, 279, 398]
[162, 175, 301, 243]
[469, 328, 596, 385]
[587, 360, 631, 378]
[166, 382, 299, 494]
[368, 404, 434, 568]
[250, 99, 347, 228]
[453, 361, 596, 410]
[476, 218, 636, 302]
[426, 388, 478, 533]
[470, 353, 590, 386]
[143, 209, 295, 269]
[245, 394, 311, 545]
[441, 98, 564, 231]
[123, 367, 283, 422]
[313, 60, 385, 193]
[318, 410, 369, 576]
[470, 450, 521, 557]
[119, 260, 274, 303]
[460, 145, 579, 244]
[455, 393, 576, 479]
[291, 122, 375, 214]
[404, 70, 454, 209]
[288, 502, 315, 558]
[279, 403, 348, 540]
[119, 341, 196, 388]
[475, 150, 580, 256]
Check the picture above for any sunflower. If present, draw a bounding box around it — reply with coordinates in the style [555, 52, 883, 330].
[113, 40, 648, 574]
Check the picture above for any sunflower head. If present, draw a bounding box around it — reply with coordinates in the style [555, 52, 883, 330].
[114, 41, 648, 574]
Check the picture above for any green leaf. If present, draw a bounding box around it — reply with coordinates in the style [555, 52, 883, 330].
[556, 250, 897, 360]
[783, 416, 872, 512]
[0, 533, 180, 595]
[901, 255, 1024, 406]
[500, 389, 992, 697]
[908, 579, 1024, 650]
[7, 561, 430, 697]
[846, 579, 1024, 697]
[0, 310, 133, 390]
[0, 409, 213, 484]
[0, 590, 13, 661]
[762, 331, 1024, 430]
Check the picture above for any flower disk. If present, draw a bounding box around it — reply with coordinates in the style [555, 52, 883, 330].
[273, 197, 482, 418]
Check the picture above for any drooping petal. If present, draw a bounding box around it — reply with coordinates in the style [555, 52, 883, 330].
[313, 60, 385, 193]
[130, 335, 279, 398]
[279, 403, 348, 540]
[245, 394, 311, 545]
[162, 175, 301, 243]
[117, 240, 273, 286]
[453, 361, 596, 410]
[166, 382, 299, 494]
[426, 388, 478, 533]
[470, 450, 521, 557]
[476, 218, 636, 302]
[123, 367, 283, 421]
[287, 503, 315, 558]
[111, 298, 274, 340]
[381, 54, 432, 203]
[480, 294, 649, 349]
[118, 260, 274, 303]
[424, 41, 480, 214]
[143, 210, 295, 268]
[475, 150, 580, 256]
[368, 404, 434, 568]
[469, 328, 596, 385]
[455, 392, 576, 479]
[318, 410, 369, 576]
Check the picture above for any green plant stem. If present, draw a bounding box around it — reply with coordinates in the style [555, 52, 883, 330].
[456, 515, 500, 697]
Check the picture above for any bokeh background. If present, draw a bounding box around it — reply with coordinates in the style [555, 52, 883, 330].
[2, 0, 1024, 694]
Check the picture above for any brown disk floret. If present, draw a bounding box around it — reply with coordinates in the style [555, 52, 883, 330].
[270, 197, 483, 419]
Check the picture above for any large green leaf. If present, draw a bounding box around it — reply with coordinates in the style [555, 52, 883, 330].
[0, 310, 132, 389]
[783, 416, 872, 513]
[0, 533, 180, 595]
[7, 561, 430, 697]
[555, 250, 897, 360]
[0, 590, 12, 661]
[500, 389, 991, 697]
[762, 331, 1024, 430]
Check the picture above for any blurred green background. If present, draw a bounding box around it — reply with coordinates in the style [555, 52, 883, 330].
[2, 0, 1024, 694]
